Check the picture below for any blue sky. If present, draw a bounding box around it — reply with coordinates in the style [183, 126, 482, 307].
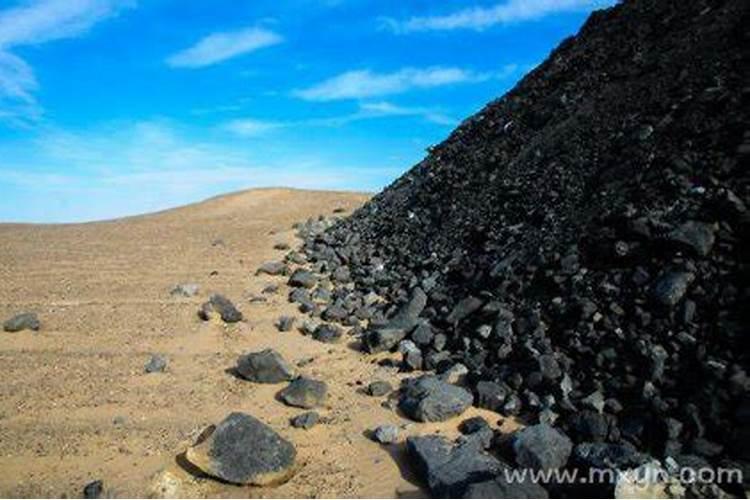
[0, 0, 614, 223]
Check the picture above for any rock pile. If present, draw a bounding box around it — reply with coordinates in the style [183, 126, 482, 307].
[283, 0, 749, 496]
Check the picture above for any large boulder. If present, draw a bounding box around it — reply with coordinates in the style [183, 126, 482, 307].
[236, 349, 294, 383]
[512, 424, 573, 472]
[399, 375, 473, 422]
[278, 377, 328, 409]
[407, 435, 507, 497]
[3, 312, 40, 332]
[185, 412, 296, 485]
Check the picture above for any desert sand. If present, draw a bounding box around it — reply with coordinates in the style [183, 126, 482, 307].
[0, 188, 512, 498]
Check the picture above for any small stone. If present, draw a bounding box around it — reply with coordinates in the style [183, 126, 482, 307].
[366, 381, 393, 397]
[185, 412, 296, 485]
[312, 323, 342, 343]
[170, 283, 200, 297]
[144, 354, 167, 373]
[667, 221, 716, 257]
[276, 316, 295, 332]
[236, 349, 294, 383]
[290, 411, 319, 430]
[512, 424, 573, 471]
[274, 242, 290, 250]
[3, 312, 40, 332]
[372, 424, 399, 444]
[440, 363, 469, 385]
[83, 480, 103, 499]
[653, 271, 694, 307]
[399, 375, 473, 422]
[198, 294, 243, 323]
[278, 377, 328, 409]
[459, 416, 490, 435]
[256, 261, 288, 276]
[288, 269, 317, 288]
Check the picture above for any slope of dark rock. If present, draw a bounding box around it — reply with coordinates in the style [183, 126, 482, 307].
[294, 0, 749, 490]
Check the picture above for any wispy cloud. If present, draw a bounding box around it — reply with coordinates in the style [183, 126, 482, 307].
[224, 100, 458, 137]
[381, 0, 614, 33]
[166, 27, 283, 68]
[293, 66, 506, 101]
[0, 0, 134, 127]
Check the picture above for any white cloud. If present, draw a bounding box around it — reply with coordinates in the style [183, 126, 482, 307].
[294, 67, 494, 101]
[223, 100, 459, 136]
[0, 0, 134, 127]
[382, 0, 614, 33]
[166, 27, 283, 69]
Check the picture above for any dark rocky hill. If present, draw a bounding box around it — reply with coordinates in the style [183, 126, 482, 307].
[293, 0, 749, 495]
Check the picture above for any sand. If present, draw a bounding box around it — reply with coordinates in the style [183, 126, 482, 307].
[0, 188, 515, 498]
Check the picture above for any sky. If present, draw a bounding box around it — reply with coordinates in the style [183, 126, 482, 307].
[0, 0, 615, 223]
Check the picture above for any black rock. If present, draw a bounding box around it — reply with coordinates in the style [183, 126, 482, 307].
[288, 269, 317, 289]
[412, 322, 434, 346]
[459, 416, 491, 435]
[185, 412, 296, 485]
[276, 315, 295, 332]
[572, 442, 649, 470]
[256, 261, 288, 276]
[366, 380, 393, 397]
[399, 375, 473, 422]
[278, 377, 328, 409]
[447, 296, 483, 324]
[290, 411, 319, 429]
[667, 221, 716, 257]
[198, 294, 243, 323]
[474, 380, 508, 413]
[3, 312, 40, 332]
[364, 327, 407, 353]
[567, 410, 610, 443]
[512, 424, 573, 471]
[312, 323, 342, 343]
[407, 435, 507, 498]
[652, 271, 694, 307]
[83, 480, 103, 499]
[236, 349, 294, 383]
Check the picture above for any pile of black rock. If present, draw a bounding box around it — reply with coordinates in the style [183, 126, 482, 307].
[285, 0, 749, 497]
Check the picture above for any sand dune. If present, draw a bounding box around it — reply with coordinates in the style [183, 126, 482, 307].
[0, 188, 509, 498]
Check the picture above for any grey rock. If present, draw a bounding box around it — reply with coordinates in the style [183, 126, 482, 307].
[364, 327, 407, 353]
[170, 283, 200, 297]
[399, 375, 473, 422]
[3, 312, 40, 332]
[198, 294, 243, 323]
[388, 287, 428, 330]
[290, 411, 319, 429]
[236, 349, 294, 383]
[276, 315, 295, 332]
[144, 354, 167, 373]
[256, 261, 289, 276]
[372, 424, 399, 444]
[366, 380, 393, 397]
[412, 322, 435, 346]
[83, 480, 103, 499]
[653, 271, 694, 307]
[278, 377, 328, 409]
[407, 435, 507, 497]
[312, 323, 342, 343]
[288, 269, 317, 289]
[572, 442, 649, 470]
[440, 363, 469, 385]
[474, 380, 508, 412]
[446, 296, 483, 324]
[512, 424, 573, 471]
[185, 412, 296, 485]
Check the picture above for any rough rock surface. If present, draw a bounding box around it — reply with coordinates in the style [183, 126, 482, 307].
[278, 377, 328, 409]
[236, 349, 294, 383]
[399, 375, 473, 422]
[185, 412, 296, 485]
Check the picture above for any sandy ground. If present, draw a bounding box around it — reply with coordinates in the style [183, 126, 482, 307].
[0, 188, 514, 498]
